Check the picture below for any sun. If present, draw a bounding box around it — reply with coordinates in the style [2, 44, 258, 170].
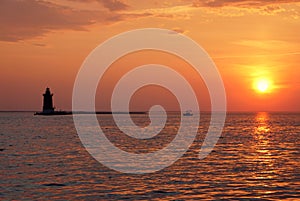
[253, 78, 272, 93]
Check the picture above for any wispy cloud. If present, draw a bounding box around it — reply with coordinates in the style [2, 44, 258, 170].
[0, 0, 100, 41]
[2, 0, 299, 42]
[190, 0, 300, 17]
[66, 0, 129, 11]
[0, 0, 138, 42]
[192, 0, 300, 7]
[170, 28, 188, 34]
[123, 5, 195, 20]
[32, 43, 48, 47]
[96, 0, 128, 11]
[234, 40, 292, 49]
[212, 52, 300, 59]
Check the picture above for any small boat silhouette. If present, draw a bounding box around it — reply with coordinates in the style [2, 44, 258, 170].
[183, 110, 193, 116]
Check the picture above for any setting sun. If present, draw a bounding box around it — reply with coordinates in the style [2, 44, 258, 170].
[254, 78, 272, 93]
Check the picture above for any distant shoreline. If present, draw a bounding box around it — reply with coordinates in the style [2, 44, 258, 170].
[0, 111, 299, 113]
[34, 111, 147, 116]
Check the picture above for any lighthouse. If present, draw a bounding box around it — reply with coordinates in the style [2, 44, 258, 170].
[35, 88, 71, 115]
[43, 88, 54, 113]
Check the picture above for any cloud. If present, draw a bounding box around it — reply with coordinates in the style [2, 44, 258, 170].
[0, 0, 133, 42]
[126, 5, 195, 20]
[234, 39, 292, 49]
[96, 0, 128, 11]
[32, 43, 47, 47]
[69, 0, 128, 11]
[190, 0, 300, 17]
[66, 0, 128, 11]
[212, 52, 300, 60]
[0, 0, 97, 41]
[192, 0, 300, 7]
[168, 28, 188, 34]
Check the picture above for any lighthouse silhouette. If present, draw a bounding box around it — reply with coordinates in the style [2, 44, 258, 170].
[35, 87, 71, 115]
[43, 87, 55, 113]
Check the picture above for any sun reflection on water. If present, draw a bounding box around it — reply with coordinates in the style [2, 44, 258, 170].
[254, 112, 270, 135]
[250, 112, 277, 182]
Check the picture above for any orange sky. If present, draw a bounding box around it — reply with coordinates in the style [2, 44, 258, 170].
[0, 0, 299, 111]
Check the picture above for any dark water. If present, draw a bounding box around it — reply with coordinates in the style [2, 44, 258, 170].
[0, 112, 299, 200]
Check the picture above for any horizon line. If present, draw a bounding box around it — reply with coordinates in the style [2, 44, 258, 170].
[0, 110, 299, 113]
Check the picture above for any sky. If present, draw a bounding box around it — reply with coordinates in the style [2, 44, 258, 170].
[0, 0, 299, 112]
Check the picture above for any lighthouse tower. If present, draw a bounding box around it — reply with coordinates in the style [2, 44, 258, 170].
[43, 88, 54, 113]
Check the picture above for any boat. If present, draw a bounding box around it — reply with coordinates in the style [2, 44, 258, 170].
[183, 110, 193, 116]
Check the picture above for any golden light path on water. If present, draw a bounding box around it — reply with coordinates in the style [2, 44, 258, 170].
[252, 112, 275, 182]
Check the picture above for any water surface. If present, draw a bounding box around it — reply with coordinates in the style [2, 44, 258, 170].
[0, 112, 299, 200]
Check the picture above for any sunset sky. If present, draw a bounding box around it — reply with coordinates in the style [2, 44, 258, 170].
[1, 0, 299, 112]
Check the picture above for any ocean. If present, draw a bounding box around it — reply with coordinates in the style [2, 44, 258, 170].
[1, 112, 299, 200]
